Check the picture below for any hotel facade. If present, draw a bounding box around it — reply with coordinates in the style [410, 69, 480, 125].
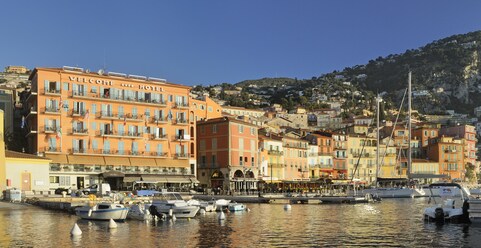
[23, 67, 197, 190]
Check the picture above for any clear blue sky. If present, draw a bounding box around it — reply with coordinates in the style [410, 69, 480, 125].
[2, 1, 481, 86]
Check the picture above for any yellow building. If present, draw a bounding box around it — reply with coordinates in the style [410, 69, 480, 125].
[5, 65, 28, 74]
[259, 134, 284, 182]
[0, 110, 6, 193]
[347, 135, 377, 184]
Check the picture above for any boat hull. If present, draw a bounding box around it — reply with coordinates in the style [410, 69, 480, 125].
[76, 207, 129, 221]
[154, 205, 199, 218]
[362, 188, 422, 198]
[228, 203, 246, 212]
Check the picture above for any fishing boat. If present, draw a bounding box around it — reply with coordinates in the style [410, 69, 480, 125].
[228, 202, 246, 212]
[76, 203, 129, 221]
[127, 203, 152, 221]
[423, 183, 470, 224]
[187, 199, 216, 212]
[150, 192, 200, 218]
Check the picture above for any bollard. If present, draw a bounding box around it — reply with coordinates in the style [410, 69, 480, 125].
[109, 219, 118, 229]
[71, 223, 82, 236]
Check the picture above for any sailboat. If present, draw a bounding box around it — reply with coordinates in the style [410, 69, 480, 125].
[363, 72, 425, 198]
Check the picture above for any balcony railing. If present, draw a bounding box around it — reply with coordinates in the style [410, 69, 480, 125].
[43, 88, 61, 95]
[72, 91, 87, 97]
[174, 135, 190, 141]
[151, 134, 168, 140]
[268, 150, 283, 156]
[175, 153, 190, 159]
[70, 148, 87, 154]
[43, 147, 60, 153]
[318, 152, 332, 156]
[72, 128, 88, 135]
[96, 130, 143, 139]
[72, 92, 168, 106]
[174, 118, 189, 125]
[72, 109, 87, 116]
[43, 107, 61, 114]
[150, 116, 169, 123]
[149, 151, 168, 157]
[174, 102, 189, 109]
[97, 111, 115, 119]
[44, 126, 58, 133]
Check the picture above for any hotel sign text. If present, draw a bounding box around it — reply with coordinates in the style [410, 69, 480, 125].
[69, 76, 163, 92]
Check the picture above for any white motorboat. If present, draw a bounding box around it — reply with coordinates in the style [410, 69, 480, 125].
[127, 203, 152, 221]
[187, 199, 216, 212]
[76, 203, 129, 221]
[214, 199, 231, 211]
[151, 192, 200, 218]
[423, 183, 470, 224]
[362, 187, 425, 198]
[228, 202, 246, 212]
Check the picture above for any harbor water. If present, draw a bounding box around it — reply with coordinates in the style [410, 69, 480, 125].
[1, 198, 481, 247]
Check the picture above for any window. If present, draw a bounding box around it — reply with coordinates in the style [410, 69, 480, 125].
[208, 106, 213, 112]
[212, 139, 217, 149]
[63, 82, 69, 91]
[50, 176, 60, 183]
[212, 125, 217, 133]
[239, 125, 244, 133]
[169, 95, 173, 102]
[239, 156, 243, 165]
[251, 128, 255, 135]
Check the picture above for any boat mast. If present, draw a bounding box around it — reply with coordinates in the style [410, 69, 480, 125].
[376, 94, 381, 187]
[407, 71, 412, 179]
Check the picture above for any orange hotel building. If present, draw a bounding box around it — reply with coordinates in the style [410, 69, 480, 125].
[23, 66, 198, 190]
[196, 117, 259, 193]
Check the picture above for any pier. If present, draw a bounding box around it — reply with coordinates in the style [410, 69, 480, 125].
[193, 194, 373, 204]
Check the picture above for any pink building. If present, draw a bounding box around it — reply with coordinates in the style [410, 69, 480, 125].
[196, 117, 259, 193]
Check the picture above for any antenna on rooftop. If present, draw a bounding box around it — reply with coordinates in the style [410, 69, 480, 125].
[103, 48, 107, 71]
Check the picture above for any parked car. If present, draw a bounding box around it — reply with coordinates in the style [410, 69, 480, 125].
[54, 188, 70, 195]
[82, 184, 99, 195]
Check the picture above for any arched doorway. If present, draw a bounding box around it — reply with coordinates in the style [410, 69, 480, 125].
[211, 170, 224, 190]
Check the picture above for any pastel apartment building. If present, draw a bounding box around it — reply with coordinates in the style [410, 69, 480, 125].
[196, 117, 259, 193]
[23, 67, 197, 190]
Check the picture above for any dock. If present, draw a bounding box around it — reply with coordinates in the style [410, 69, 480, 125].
[193, 194, 373, 204]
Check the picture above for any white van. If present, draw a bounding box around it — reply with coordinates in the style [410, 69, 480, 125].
[82, 183, 111, 196]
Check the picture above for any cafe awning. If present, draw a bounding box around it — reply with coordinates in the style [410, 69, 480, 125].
[141, 175, 168, 183]
[101, 171, 125, 178]
[130, 157, 157, 167]
[156, 158, 189, 167]
[166, 176, 191, 183]
[68, 155, 105, 165]
[45, 154, 68, 164]
[104, 157, 130, 166]
[123, 176, 142, 183]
